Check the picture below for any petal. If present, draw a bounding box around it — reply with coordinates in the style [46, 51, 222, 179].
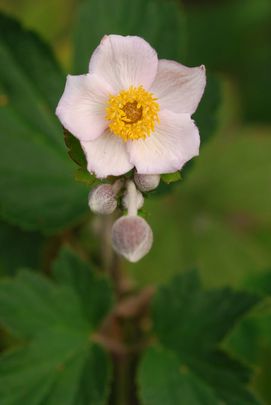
[81, 130, 133, 178]
[151, 60, 206, 115]
[56, 73, 112, 141]
[89, 35, 158, 92]
[127, 110, 200, 174]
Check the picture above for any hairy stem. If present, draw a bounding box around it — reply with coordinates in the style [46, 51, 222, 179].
[126, 180, 138, 217]
[100, 213, 142, 404]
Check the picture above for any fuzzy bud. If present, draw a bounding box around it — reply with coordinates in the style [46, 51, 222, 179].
[112, 216, 153, 262]
[134, 173, 160, 192]
[122, 189, 144, 211]
[88, 184, 117, 215]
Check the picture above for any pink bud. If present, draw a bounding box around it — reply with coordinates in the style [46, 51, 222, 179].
[88, 184, 117, 215]
[112, 216, 153, 262]
[134, 173, 160, 192]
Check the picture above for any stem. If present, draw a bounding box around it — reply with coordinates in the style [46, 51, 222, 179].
[112, 178, 124, 195]
[98, 181, 150, 404]
[126, 180, 138, 217]
[101, 214, 115, 273]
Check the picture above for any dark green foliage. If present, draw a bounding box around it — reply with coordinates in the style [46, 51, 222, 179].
[226, 271, 271, 403]
[0, 222, 44, 276]
[73, 0, 186, 74]
[0, 248, 113, 405]
[0, 0, 269, 402]
[184, 0, 271, 123]
[64, 131, 87, 170]
[138, 270, 260, 404]
[193, 74, 221, 145]
[0, 14, 88, 233]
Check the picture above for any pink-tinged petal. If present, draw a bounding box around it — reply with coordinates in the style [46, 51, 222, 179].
[127, 110, 200, 174]
[81, 129, 133, 178]
[89, 35, 158, 91]
[151, 60, 206, 115]
[56, 73, 112, 141]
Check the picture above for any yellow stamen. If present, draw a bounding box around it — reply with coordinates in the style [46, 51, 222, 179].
[106, 86, 160, 141]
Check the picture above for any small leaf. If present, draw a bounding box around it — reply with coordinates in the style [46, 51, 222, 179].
[161, 171, 182, 184]
[0, 248, 113, 404]
[75, 168, 98, 186]
[138, 270, 260, 404]
[64, 130, 87, 169]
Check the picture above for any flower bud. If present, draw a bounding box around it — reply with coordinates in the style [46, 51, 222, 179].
[88, 184, 117, 215]
[122, 189, 144, 210]
[112, 216, 153, 263]
[134, 173, 160, 192]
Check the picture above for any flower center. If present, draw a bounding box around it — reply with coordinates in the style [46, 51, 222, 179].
[122, 101, 143, 124]
[106, 86, 160, 141]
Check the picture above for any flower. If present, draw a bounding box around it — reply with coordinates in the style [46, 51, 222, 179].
[56, 35, 206, 178]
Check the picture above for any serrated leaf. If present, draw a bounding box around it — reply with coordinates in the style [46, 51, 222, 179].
[161, 171, 182, 184]
[225, 271, 271, 403]
[0, 13, 88, 233]
[73, 0, 186, 74]
[138, 270, 260, 405]
[0, 248, 113, 404]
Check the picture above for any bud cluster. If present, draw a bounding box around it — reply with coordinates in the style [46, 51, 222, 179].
[88, 173, 160, 262]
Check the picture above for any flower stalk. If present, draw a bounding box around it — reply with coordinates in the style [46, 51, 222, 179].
[126, 180, 139, 216]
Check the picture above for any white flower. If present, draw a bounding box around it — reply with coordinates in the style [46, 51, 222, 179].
[56, 35, 206, 178]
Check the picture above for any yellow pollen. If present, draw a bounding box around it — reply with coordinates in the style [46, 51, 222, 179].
[106, 85, 160, 141]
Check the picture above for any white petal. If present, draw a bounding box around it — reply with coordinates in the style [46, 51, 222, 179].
[127, 110, 200, 174]
[56, 73, 112, 141]
[89, 35, 158, 92]
[151, 60, 206, 115]
[81, 130, 133, 178]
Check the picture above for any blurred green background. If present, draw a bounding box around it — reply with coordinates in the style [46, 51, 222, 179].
[0, 0, 271, 403]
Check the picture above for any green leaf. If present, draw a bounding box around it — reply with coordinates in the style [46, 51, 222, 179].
[129, 130, 271, 288]
[64, 131, 87, 170]
[225, 271, 271, 403]
[185, 132, 271, 224]
[0, 13, 88, 233]
[73, 0, 186, 74]
[52, 248, 114, 329]
[74, 168, 98, 187]
[138, 270, 260, 405]
[64, 131, 103, 187]
[181, 73, 221, 179]
[161, 171, 182, 184]
[0, 248, 113, 404]
[0, 221, 44, 276]
[185, 0, 271, 124]
[138, 347, 217, 405]
[193, 74, 221, 145]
